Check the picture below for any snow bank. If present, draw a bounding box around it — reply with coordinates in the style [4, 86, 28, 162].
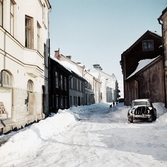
[69, 102, 111, 120]
[1, 103, 113, 165]
[154, 102, 167, 124]
[108, 103, 129, 122]
[0, 111, 77, 164]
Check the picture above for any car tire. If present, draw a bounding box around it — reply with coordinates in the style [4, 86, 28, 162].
[148, 116, 153, 122]
[129, 117, 133, 123]
[153, 110, 157, 121]
[153, 114, 156, 121]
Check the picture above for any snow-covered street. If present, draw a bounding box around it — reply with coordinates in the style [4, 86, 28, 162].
[0, 102, 167, 167]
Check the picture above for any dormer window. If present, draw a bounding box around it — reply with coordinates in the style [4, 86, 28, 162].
[142, 40, 154, 51]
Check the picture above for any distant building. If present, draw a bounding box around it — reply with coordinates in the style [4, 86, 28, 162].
[118, 80, 124, 98]
[83, 69, 101, 104]
[50, 50, 102, 107]
[90, 64, 119, 103]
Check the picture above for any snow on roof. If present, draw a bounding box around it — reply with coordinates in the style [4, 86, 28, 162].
[60, 61, 82, 77]
[50, 55, 82, 77]
[89, 71, 99, 78]
[132, 99, 150, 102]
[127, 56, 159, 79]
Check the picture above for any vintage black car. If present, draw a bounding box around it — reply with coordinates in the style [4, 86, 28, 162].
[128, 99, 157, 123]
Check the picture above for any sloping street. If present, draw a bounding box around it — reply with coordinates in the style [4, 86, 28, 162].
[0, 103, 167, 167]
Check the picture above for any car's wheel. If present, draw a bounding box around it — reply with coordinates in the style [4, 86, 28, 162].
[153, 110, 157, 121]
[153, 114, 156, 121]
[129, 117, 133, 123]
[148, 116, 153, 122]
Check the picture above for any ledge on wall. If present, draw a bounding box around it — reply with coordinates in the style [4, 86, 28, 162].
[25, 65, 43, 78]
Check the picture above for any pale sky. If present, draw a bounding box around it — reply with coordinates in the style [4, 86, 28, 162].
[49, 0, 167, 80]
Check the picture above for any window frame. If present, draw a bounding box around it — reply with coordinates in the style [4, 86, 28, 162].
[42, 3, 46, 25]
[55, 71, 59, 88]
[0, 0, 3, 26]
[1, 70, 12, 87]
[64, 76, 67, 91]
[56, 95, 59, 109]
[25, 15, 33, 49]
[27, 80, 33, 92]
[10, 0, 15, 36]
[60, 74, 63, 90]
[142, 40, 154, 51]
[37, 21, 41, 51]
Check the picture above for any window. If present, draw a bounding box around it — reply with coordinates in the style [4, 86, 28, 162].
[27, 80, 33, 92]
[1, 71, 12, 87]
[65, 96, 67, 108]
[56, 95, 58, 109]
[60, 96, 63, 108]
[25, 15, 33, 48]
[78, 80, 81, 91]
[42, 3, 46, 25]
[73, 96, 75, 106]
[55, 71, 59, 88]
[70, 96, 72, 107]
[69, 77, 73, 89]
[73, 78, 77, 90]
[69, 78, 71, 88]
[52, 95, 54, 108]
[60, 75, 63, 89]
[10, 0, 15, 36]
[77, 80, 79, 91]
[44, 43, 47, 66]
[64, 76, 67, 90]
[37, 22, 41, 51]
[142, 40, 154, 51]
[81, 82, 84, 93]
[0, 0, 3, 26]
[27, 80, 34, 114]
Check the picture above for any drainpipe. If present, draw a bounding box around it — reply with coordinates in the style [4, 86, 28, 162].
[3, 31, 6, 70]
[48, 7, 52, 115]
[1, 29, 7, 87]
[158, 18, 166, 107]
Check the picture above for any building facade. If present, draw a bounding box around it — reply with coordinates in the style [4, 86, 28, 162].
[125, 56, 164, 105]
[120, 31, 163, 105]
[49, 57, 71, 113]
[90, 64, 119, 103]
[53, 51, 86, 107]
[83, 71, 101, 104]
[0, 0, 51, 134]
[53, 50, 101, 106]
[158, 7, 167, 107]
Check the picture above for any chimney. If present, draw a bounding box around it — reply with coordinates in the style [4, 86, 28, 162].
[93, 64, 103, 70]
[54, 48, 60, 60]
[66, 55, 71, 59]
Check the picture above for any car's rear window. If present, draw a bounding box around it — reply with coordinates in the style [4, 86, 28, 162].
[132, 101, 151, 107]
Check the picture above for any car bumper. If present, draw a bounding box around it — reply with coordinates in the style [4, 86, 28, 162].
[128, 114, 152, 120]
